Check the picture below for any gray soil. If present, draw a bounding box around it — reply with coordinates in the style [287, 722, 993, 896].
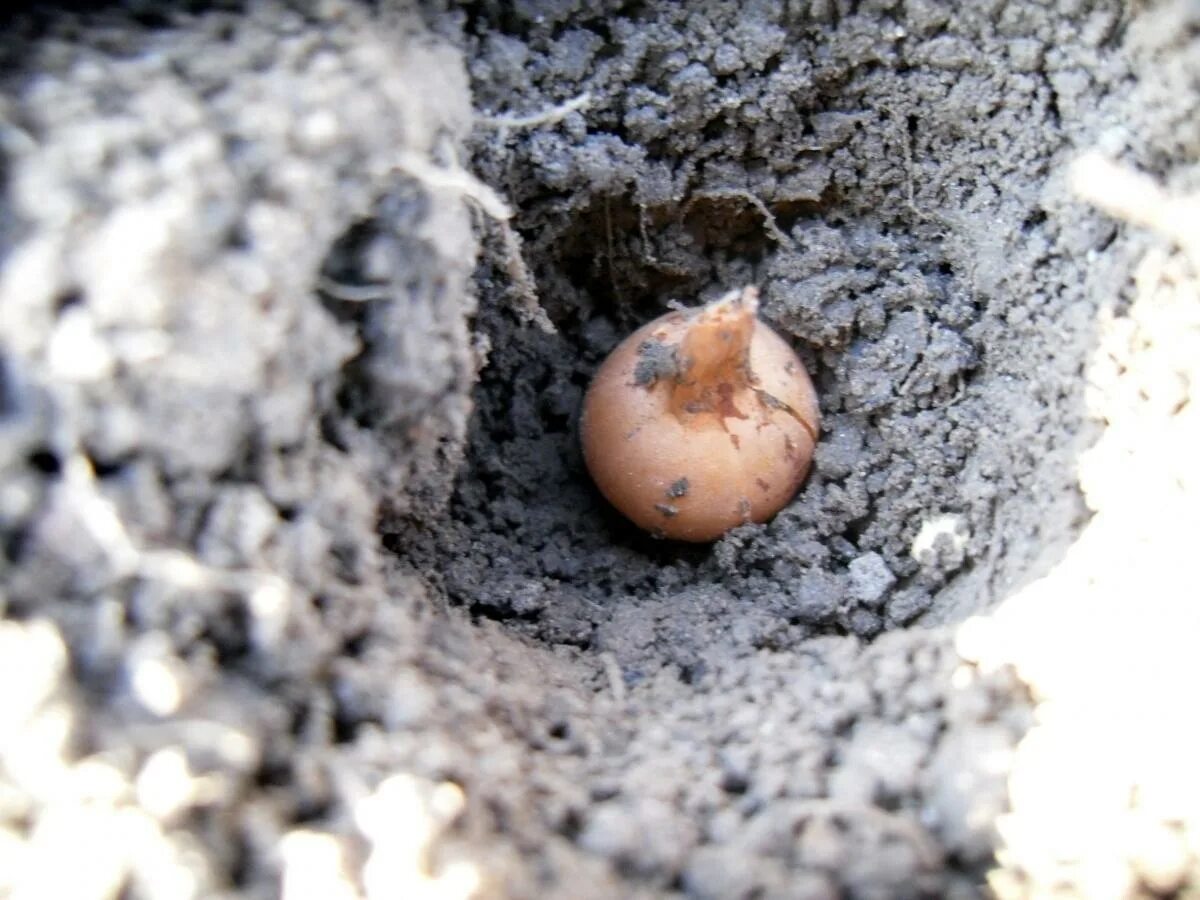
[0, 1, 1195, 898]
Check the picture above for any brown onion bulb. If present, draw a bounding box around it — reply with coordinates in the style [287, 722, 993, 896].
[581, 286, 820, 542]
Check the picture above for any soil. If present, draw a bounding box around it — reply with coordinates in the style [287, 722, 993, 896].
[1, 1, 1196, 898]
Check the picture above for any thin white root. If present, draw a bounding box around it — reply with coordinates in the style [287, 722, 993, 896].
[686, 188, 794, 248]
[500, 224, 556, 334]
[599, 652, 627, 706]
[396, 146, 555, 333]
[61, 453, 290, 635]
[317, 276, 390, 302]
[1070, 152, 1200, 267]
[394, 150, 512, 221]
[790, 800, 943, 869]
[476, 92, 592, 131]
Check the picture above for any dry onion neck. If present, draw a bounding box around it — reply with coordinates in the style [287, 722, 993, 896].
[669, 286, 760, 421]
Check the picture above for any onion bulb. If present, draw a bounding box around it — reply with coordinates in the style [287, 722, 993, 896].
[581, 286, 819, 541]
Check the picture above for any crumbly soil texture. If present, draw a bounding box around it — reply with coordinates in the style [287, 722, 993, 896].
[0, 1, 1194, 898]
